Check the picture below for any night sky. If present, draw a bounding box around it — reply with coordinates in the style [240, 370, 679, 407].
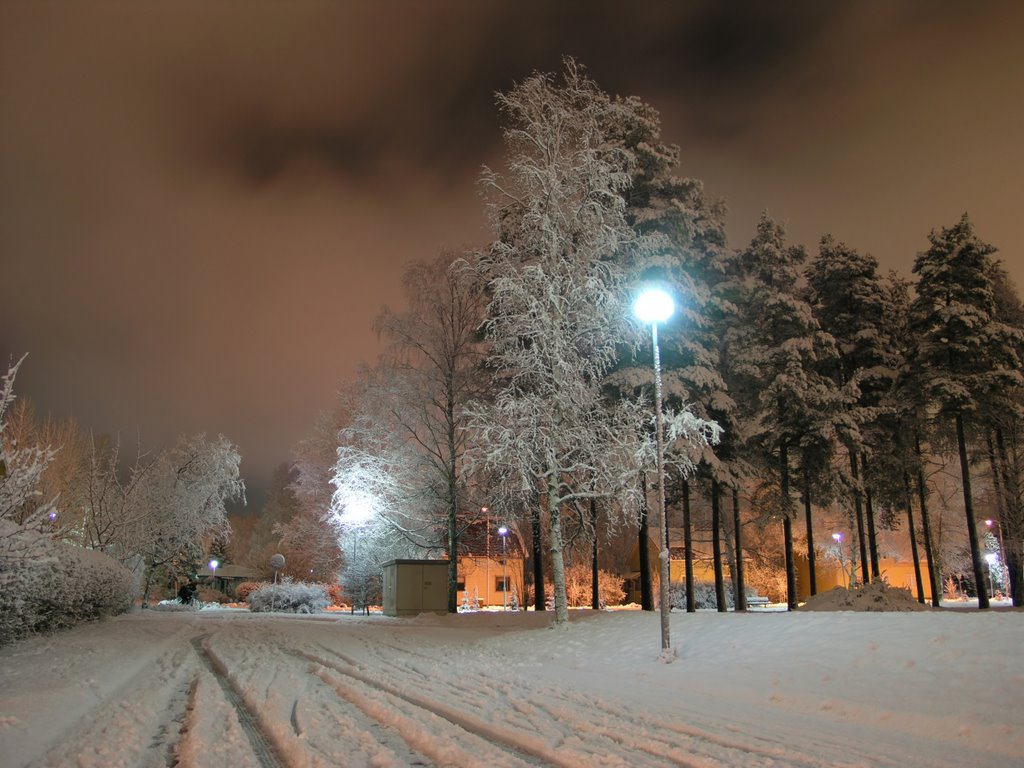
[2, 2, 1022, 509]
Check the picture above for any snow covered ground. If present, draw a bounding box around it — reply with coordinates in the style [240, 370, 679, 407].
[0, 600, 1021, 768]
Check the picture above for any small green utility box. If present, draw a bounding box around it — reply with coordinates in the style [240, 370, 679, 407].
[381, 559, 449, 616]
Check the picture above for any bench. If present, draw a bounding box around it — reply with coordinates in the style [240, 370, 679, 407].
[745, 596, 771, 608]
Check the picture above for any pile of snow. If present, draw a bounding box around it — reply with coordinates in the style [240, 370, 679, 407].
[798, 581, 933, 611]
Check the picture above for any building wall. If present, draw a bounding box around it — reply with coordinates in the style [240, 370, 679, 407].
[459, 556, 525, 608]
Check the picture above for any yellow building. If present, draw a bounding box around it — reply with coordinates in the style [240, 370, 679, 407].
[455, 523, 525, 608]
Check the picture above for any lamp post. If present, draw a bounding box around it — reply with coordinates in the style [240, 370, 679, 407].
[209, 559, 219, 593]
[634, 287, 674, 654]
[498, 525, 509, 610]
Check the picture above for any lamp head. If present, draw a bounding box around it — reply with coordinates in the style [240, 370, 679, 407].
[634, 288, 674, 325]
[497, 525, 508, 536]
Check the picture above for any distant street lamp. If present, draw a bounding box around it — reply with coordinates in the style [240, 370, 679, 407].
[209, 559, 219, 592]
[984, 552, 997, 597]
[985, 519, 1010, 600]
[832, 532, 847, 588]
[498, 525, 509, 610]
[634, 287, 674, 655]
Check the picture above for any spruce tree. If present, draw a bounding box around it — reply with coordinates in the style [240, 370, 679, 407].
[733, 214, 839, 609]
[908, 214, 1023, 609]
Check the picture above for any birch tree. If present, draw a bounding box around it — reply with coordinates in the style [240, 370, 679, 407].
[469, 60, 717, 632]
[372, 253, 488, 612]
[0, 357, 57, 540]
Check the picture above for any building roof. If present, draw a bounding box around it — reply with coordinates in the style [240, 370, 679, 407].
[196, 564, 260, 580]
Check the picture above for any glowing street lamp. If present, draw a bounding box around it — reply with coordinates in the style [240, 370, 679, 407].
[498, 525, 509, 610]
[984, 553, 997, 597]
[985, 519, 1010, 600]
[832, 532, 847, 588]
[208, 559, 219, 591]
[634, 287, 674, 654]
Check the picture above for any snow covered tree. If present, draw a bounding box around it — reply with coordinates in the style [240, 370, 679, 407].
[732, 214, 841, 610]
[805, 236, 902, 586]
[132, 434, 246, 603]
[908, 215, 1023, 609]
[984, 263, 1024, 605]
[0, 357, 57, 535]
[601, 91, 744, 611]
[468, 60, 678, 626]
[372, 252, 489, 612]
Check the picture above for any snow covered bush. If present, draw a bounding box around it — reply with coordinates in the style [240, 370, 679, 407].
[248, 578, 329, 613]
[0, 519, 135, 645]
[668, 580, 741, 611]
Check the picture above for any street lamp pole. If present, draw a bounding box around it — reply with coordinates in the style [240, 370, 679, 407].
[635, 288, 674, 655]
[498, 525, 509, 610]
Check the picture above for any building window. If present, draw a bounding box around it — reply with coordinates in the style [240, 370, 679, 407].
[495, 576, 508, 592]
[456, 581, 465, 592]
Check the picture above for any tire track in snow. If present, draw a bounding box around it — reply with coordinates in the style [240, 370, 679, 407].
[189, 634, 284, 768]
[292, 646, 559, 767]
[28, 629, 198, 768]
[340, 635, 873, 768]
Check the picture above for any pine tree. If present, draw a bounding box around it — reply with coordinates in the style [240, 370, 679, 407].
[602, 90, 740, 612]
[806, 236, 902, 586]
[908, 214, 1024, 609]
[732, 214, 839, 609]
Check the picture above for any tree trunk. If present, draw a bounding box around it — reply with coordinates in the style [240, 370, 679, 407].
[955, 412, 989, 609]
[914, 431, 942, 607]
[863, 453, 880, 580]
[546, 465, 569, 623]
[903, 472, 926, 604]
[803, 469, 817, 597]
[591, 497, 600, 610]
[532, 504, 545, 611]
[682, 477, 695, 613]
[993, 427, 1022, 606]
[781, 442, 797, 610]
[733, 488, 747, 611]
[446, 489, 458, 614]
[638, 473, 654, 611]
[711, 479, 727, 612]
[849, 451, 870, 585]
[446, 392, 459, 613]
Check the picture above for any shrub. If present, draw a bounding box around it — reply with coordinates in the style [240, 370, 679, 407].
[195, 587, 227, 604]
[234, 581, 265, 603]
[0, 520, 136, 646]
[669, 580, 751, 611]
[564, 565, 626, 607]
[326, 583, 344, 607]
[248, 578, 329, 613]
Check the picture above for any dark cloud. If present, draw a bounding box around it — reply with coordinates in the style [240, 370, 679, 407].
[1, 1, 1022, 507]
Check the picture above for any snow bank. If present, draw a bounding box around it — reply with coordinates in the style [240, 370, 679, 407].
[798, 581, 934, 612]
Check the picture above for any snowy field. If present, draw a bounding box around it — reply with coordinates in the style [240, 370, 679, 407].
[0, 604, 1021, 768]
